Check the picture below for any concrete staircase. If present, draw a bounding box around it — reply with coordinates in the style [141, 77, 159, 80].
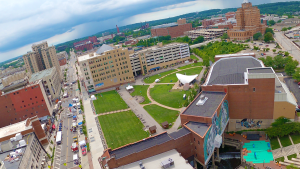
[280, 156, 300, 168]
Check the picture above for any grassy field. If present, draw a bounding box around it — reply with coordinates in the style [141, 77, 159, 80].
[93, 90, 128, 114]
[143, 69, 177, 84]
[280, 135, 292, 147]
[150, 84, 190, 108]
[270, 137, 280, 150]
[159, 67, 203, 83]
[144, 105, 179, 126]
[190, 55, 199, 61]
[291, 133, 300, 144]
[130, 85, 150, 104]
[288, 154, 297, 160]
[98, 111, 149, 149]
[178, 62, 202, 70]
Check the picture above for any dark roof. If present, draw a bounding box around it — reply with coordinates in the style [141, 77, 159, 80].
[169, 128, 191, 139]
[207, 57, 262, 85]
[161, 121, 168, 125]
[248, 67, 274, 74]
[182, 91, 226, 117]
[109, 133, 172, 159]
[149, 126, 157, 130]
[185, 121, 210, 137]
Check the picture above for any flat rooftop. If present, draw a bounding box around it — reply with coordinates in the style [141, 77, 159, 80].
[0, 119, 32, 138]
[248, 67, 274, 74]
[0, 133, 32, 169]
[205, 56, 263, 85]
[185, 122, 210, 137]
[116, 149, 193, 169]
[182, 91, 226, 117]
[29, 67, 55, 83]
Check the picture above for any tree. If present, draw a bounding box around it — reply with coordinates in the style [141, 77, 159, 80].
[273, 55, 285, 69]
[277, 20, 282, 23]
[265, 28, 274, 34]
[253, 32, 263, 40]
[193, 36, 204, 44]
[264, 32, 274, 42]
[268, 20, 276, 26]
[282, 27, 288, 31]
[285, 51, 289, 56]
[285, 61, 297, 75]
[273, 49, 276, 53]
[265, 56, 274, 67]
[288, 27, 292, 30]
[293, 68, 300, 81]
[220, 33, 229, 40]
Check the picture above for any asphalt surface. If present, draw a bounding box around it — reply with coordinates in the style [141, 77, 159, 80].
[54, 51, 80, 169]
[274, 32, 300, 63]
[284, 77, 300, 105]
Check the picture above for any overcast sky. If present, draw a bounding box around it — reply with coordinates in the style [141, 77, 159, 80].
[0, 0, 296, 62]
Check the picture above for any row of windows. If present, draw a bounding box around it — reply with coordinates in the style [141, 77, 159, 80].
[13, 86, 39, 95]
[94, 76, 132, 83]
[92, 69, 130, 78]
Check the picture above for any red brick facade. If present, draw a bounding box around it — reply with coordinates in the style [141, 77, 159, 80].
[218, 23, 233, 29]
[0, 83, 51, 127]
[151, 23, 192, 38]
[75, 43, 93, 51]
[226, 12, 236, 20]
[59, 58, 67, 66]
[73, 36, 97, 46]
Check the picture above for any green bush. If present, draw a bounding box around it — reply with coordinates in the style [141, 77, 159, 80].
[87, 142, 90, 152]
[266, 117, 300, 138]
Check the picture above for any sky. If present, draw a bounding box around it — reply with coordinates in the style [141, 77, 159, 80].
[0, 0, 296, 62]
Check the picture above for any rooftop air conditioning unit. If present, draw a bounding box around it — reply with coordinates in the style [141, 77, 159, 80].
[196, 95, 208, 106]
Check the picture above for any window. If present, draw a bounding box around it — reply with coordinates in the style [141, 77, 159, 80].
[253, 88, 256, 92]
[194, 138, 195, 142]
[195, 146, 197, 150]
[198, 141, 200, 145]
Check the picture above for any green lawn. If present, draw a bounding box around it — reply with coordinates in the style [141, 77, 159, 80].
[190, 55, 199, 61]
[270, 137, 280, 150]
[98, 111, 149, 149]
[280, 135, 292, 147]
[144, 69, 177, 84]
[290, 133, 300, 144]
[288, 154, 297, 160]
[178, 62, 202, 70]
[144, 105, 179, 127]
[275, 156, 284, 162]
[159, 67, 203, 83]
[130, 85, 150, 104]
[150, 84, 190, 108]
[93, 90, 128, 114]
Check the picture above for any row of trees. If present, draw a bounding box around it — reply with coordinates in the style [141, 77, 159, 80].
[266, 117, 296, 138]
[193, 41, 245, 66]
[253, 28, 274, 42]
[259, 55, 299, 75]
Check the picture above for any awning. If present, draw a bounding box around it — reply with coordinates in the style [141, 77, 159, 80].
[73, 116, 77, 118]
[68, 104, 73, 107]
[52, 125, 56, 129]
[150, 67, 160, 70]
[176, 73, 198, 84]
[78, 122, 83, 125]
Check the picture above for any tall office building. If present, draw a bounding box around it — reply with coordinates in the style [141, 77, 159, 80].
[23, 41, 62, 80]
[227, 0, 267, 41]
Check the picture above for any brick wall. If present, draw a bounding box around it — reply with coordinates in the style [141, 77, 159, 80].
[151, 23, 192, 38]
[59, 58, 67, 66]
[75, 43, 93, 51]
[151, 28, 169, 37]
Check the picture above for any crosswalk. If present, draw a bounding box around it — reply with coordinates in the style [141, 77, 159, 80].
[54, 144, 62, 169]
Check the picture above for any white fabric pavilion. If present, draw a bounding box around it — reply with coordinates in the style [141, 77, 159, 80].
[176, 73, 198, 84]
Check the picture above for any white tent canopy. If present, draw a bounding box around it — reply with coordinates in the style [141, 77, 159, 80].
[91, 95, 96, 100]
[176, 73, 198, 84]
[79, 140, 86, 146]
[126, 85, 134, 90]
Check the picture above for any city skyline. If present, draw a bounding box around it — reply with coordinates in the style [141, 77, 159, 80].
[0, 0, 297, 62]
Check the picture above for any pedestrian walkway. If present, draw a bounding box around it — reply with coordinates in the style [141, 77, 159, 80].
[96, 108, 131, 116]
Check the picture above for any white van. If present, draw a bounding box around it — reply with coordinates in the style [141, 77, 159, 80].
[73, 103, 80, 109]
[67, 113, 73, 118]
[56, 131, 62, 144]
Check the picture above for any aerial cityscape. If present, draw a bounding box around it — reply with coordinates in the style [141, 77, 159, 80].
[2, 0, 300, 169]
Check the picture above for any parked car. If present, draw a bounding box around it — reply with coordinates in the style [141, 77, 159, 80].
[80, 127, 83, 134]
[265, 45, 269, 47]
[296, 106, 300, 112]
[263, 53, 266, 55]
[261, 53, 264, 56]
[259, 44, 263, 45]
[82, 148, 87, 156]
[73, 136, 78, 142]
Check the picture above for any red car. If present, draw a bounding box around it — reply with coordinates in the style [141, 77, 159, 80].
[298, 82, 300, 85]
[82, 148, 87, 156]
[263, 53, 266, 55]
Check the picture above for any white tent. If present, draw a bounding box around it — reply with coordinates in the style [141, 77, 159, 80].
[79, 140, 86, 146]
[155, 79, 160, 83]
[126, 85, 134, 90]
[91, 95, 96, 101]
[176, 73, 198, 84]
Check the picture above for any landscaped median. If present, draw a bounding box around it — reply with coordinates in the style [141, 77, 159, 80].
[178, 62, 202, 70]
[143, 104, 179, 128]
[93, 90, 128, 114]
[98, 111, 149, 149]
[143, 69, 177, 84]
[150, 84, 190, 108]
[130, 85, 151, 104]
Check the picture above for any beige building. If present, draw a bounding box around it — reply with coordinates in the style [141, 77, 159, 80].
[29, 67, 61, 101]
[227, 0, 267, 41]
[23, 41, 62, 81]
[78, 44, 135, 92]
[57, 51, 68, 60]
[130, 43, 190, 76]
[184, 29, 227, 40]
[1, 71, 27, 87]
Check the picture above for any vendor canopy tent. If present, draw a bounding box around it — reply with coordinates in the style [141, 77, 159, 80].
[126, 85, 134, 90]
[176, 73, 198, 84]
[91, 95, 96, 101]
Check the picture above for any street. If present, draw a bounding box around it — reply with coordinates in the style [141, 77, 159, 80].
[54, 50, 82, 169]
[274, 32, 300, 62]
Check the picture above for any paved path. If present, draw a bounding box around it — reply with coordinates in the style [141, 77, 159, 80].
[284, 77, 300, 104]
[275, 32, 300, 62]
[96, 108, 131, 116]
[272, 135, 300, 161]
[118, 86, 165, 134]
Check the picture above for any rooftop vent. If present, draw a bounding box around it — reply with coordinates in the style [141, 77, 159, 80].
[196, 95, 208, 106]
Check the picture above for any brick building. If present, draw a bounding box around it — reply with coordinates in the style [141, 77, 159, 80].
[227, 1, 267, 41]
[57, 51, 68, 66]
[151, 18, 192, 38]
[0, 79, 52, 128]
[202, 17, 226, 28]
[101, 53, 296, 169]
[73, 36, 97, 46]
[225, 12, 236, 20]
